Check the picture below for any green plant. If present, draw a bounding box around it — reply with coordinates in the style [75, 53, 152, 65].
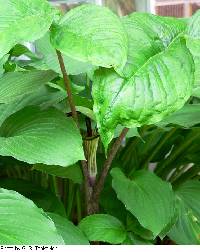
[0, 0, 200, 245]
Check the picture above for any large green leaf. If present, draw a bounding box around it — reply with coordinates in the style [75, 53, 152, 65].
[78, 214, 127, 244]
[186, 11, 200, 89]
[122, 12, 187, 78]
[93, 37, 194, 149]
[111, 168, 176, 238]
[0, 188, 64, 244]
[33, 163, 83, 184]
[0, 106, 85, 166]
[187, 10, 200, 39]
[0, 84, 66, 127]
[50, 4, 128, 74]
[34, 33, 95, 75]
[168, 180, 200, 244]
[158, 104, 200, 128]
[0, 70, 57, 104]
[0, 178, 66, 216]
[0, 0, 55, 58]
[48, 213, 89, 245]
[126, 213, 154, 241]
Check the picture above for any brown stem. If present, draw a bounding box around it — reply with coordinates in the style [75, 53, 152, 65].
[56, 49, 90, 215]
[56, 50, 79, 125]
[90, 127, 129, 213]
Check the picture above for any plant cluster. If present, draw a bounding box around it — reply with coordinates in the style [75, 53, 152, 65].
[0, 0, 200, 245]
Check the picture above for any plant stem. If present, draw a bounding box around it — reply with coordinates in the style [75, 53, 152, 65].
[56, 50, 90, 215]
[90, 127, 129, 213]
[56, 50, 79, 125]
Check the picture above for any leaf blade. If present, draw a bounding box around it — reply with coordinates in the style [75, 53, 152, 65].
[78, 214, 127, 244]
[0, 188, 64, 244]
[48, 213, 89, 245]
[111, 168, 176, 238]
[0, 0, 55, 58]
[0, 106, 85, 166]
[50, 4, 128, 73]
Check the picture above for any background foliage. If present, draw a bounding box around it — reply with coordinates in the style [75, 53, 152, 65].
[0, 0, 200, 245]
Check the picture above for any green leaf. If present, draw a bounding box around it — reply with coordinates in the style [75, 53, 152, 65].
[176, 180, 200, 218]
[168, 180, 200, 244]
[111, 168, 176, 238]
[158, 104, 200, 128]
[168, 198, 200, 245]
[48, 213, 89, 245]
[114, 126, 140, 139]
[0, 84, 66, 127]
[126, 213, 154, 240]
[0, 55, 9, 76]
[122, 12, 187, 78]
[33, 163, 83, 184]
[186, 11, 200, 89]
[0, 0, 55, 58]
[34, 32, 95, 75]
[187, 10, 200, 39]
[100, 186, 127, 223]
[50, 4, 128, 74]
[0, 188, 64, 244]
[10, 44, 39, 58]
[123, 232, 153, 245]
[0, 106, 85, 166]
[0, 178, 66, 216]
[0, 70, 57, 104]
[78, 214, 127, 244]
[93, 37, 194, 150]
[76, 106, 96, 121]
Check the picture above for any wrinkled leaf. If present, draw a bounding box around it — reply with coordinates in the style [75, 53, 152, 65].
[122, 12, 187, 78]
[93, 37, 194, 150]
[186, 11, 200, 89]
